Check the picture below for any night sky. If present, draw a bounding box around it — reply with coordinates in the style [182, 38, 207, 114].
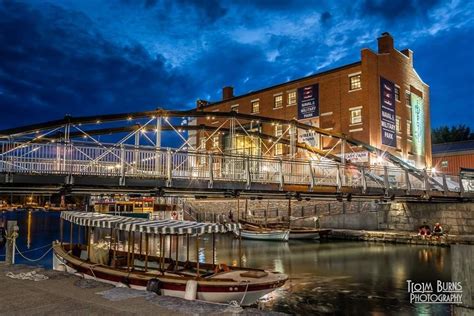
[0, 0, 472, 130]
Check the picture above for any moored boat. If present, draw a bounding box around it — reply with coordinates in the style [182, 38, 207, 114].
[53, 211, 288, 306]
[289, 228, 321, 240]
[238, 229, 290, 241]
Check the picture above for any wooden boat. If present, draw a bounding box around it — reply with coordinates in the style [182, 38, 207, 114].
[289, 228, 321, 240]
[238, 229, 290, 241]
[53, 212, 288, 306]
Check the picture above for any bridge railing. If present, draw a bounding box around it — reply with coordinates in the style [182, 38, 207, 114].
[0, 141, 469, 194]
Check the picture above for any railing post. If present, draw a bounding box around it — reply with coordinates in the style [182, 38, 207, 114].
[278, 158, 284, 191]
[405, 169, 412, 194]
[423, 169, 431, 193]
[383, 166, 390, 195]
[245, 156, 251, 190]
[459, 175, 465, 196]
[208, 154, 214, 189]
[361, 166, 367, 194]
[166, 148, 172, 187]
[119, 145, 126, 186]
[308, 161, 314, 191]
[336, 164, 342, 192]
[442, 173, 448, 195]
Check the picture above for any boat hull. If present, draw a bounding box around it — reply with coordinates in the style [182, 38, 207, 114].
[289, 230, 321, 240]
[238, 229, 290, 241]
[52, 244, 287, 306]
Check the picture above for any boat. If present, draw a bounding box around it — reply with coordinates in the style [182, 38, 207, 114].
[289, 228, 321, 240]
[53, 211, 288, 306]
[238, 228, 290, 241]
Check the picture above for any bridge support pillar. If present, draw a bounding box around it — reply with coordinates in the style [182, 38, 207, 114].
[404, 170, 412, 194]
[442, 174, 448, 196]
[336, 165, 342, 193]
[208, 154, 214, 189]
[245, 157, 251, 190]
[166, 149, 172, 187]
[278, 159, 284, 191]
[64, 175, 74, 185]
[423, 169, 431, 195]
[308, 161, 314, 192]
[361, 167, 367, 194]
[383, 166, 390, 196]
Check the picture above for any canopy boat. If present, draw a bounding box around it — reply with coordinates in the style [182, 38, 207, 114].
[54, 212, 287, 306]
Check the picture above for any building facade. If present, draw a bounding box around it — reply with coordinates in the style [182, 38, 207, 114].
[432, 140, 474, 175]
[195, 33, 432, 168]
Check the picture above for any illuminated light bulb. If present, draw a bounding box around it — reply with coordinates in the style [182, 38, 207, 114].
[96, 120, 101, 124]
[82, 135, 87, 139]
[127, 117, 132, 121]
[431, 167, 437, 174]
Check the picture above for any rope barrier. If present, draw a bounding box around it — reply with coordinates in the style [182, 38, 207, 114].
[14, 244, 52, 262]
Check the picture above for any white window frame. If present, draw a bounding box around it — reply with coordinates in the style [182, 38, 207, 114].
[273, 94, 283, 109]
[251, 99, 260, 114]
[396, 116, 401, 134]
[395, 85, 401, 102]
[287, 90, 297, 106]
[230, 104, 239, 112]
[349, 72, 362, 91]
[349, 106, 362, 125]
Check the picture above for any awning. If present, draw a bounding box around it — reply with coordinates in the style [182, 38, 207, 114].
[61, 211, 241, 235]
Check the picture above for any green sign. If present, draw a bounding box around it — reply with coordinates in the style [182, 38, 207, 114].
[411, 94, 424, 156]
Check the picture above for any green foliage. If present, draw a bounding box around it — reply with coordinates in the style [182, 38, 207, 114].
[432, 124, 474, 144]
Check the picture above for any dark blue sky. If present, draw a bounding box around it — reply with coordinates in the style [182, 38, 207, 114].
[0, 0, 472, 130]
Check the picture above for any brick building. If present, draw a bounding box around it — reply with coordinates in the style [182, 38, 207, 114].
[195, 33, 432, 169]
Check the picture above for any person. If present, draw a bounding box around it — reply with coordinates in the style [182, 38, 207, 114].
[228, 210, 234, 223]
[433, 223, 443, 236]
[418, 222, 431, 238]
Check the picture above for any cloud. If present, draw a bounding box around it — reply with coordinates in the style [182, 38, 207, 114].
[0, 1, 198, 128]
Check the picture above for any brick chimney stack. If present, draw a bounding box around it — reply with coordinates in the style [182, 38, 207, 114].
[222, 86, 234, 100]
[377, 32, 394, 54]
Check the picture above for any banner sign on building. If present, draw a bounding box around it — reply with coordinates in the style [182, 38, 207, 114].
[411, 93, 425, 156]
[297, 84, 319, 119]
[298, 130, 319, 148]
[380, 77, 396, 147]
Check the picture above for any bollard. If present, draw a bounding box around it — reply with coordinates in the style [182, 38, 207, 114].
[5, 221, 18, 265]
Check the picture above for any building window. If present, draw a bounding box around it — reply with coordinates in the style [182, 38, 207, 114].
[349, 74, 361, 91]
[274, 124, 283, 155]
[441, 160, 448, 168]
[405, 91, 411, 107]
[251, 100, 259, 114]
[396, 116, 401, 134]
[350, 108, 362, 124]
[395, 86, 400, 102]
[212, 136, 219, 149]
[274, 95, 283, 108]
[407, 120, 412, 137]
[200, 138, 206, 151]
[287, 91, 296, 106]
[230, 104, 239, 112]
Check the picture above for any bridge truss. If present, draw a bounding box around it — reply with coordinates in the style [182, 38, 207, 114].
[0, 109, 472, 201]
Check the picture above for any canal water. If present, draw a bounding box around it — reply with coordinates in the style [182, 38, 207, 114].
[1, 210, 452, 315]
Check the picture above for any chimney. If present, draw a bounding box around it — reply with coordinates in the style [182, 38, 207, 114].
[377, 32, 394, 54]
[222, 86, 234, 100]
[401, 48, 414, 66]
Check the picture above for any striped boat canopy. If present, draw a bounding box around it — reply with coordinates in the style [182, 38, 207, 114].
[61, 211, 241, 235]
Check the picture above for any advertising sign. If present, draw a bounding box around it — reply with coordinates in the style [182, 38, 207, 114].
[411, 93, 425, 156]
[298, 130, 319, 148]
[297, 84, 319, 119]
[380, 77, 396, 147]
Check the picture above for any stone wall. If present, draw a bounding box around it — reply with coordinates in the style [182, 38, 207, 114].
[186, 199, 474, 235]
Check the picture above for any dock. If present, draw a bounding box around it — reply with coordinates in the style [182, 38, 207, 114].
[327, 229, 474, 246]
[0, 264, 284, 315]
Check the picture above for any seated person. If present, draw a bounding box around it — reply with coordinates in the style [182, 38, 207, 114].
[418, 223, 431, 237]
[433, 223, 443, 236]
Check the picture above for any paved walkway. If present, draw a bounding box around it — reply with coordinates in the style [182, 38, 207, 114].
[0, 264, 281, 316]
[327, 229, 474, 246]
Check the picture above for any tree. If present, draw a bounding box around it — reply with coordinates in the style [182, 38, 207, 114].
[431, 124, 474, 144]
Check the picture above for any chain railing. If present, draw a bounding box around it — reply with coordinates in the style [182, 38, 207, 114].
[0, 141, 468, 194]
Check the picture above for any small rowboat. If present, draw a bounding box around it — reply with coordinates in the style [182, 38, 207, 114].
[54, 212, 288, 306]
[238, 229, 290, 241]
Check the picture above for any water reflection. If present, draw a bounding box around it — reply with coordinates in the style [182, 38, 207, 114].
[0, 211, 454, 315]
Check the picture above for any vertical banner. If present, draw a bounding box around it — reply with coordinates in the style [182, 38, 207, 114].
[380, 77, 396, 147]
[411, 93, 425, 156]
[297, 84, 319, 119]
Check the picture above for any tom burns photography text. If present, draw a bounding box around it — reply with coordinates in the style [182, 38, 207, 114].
[407, 280, 463, 304]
